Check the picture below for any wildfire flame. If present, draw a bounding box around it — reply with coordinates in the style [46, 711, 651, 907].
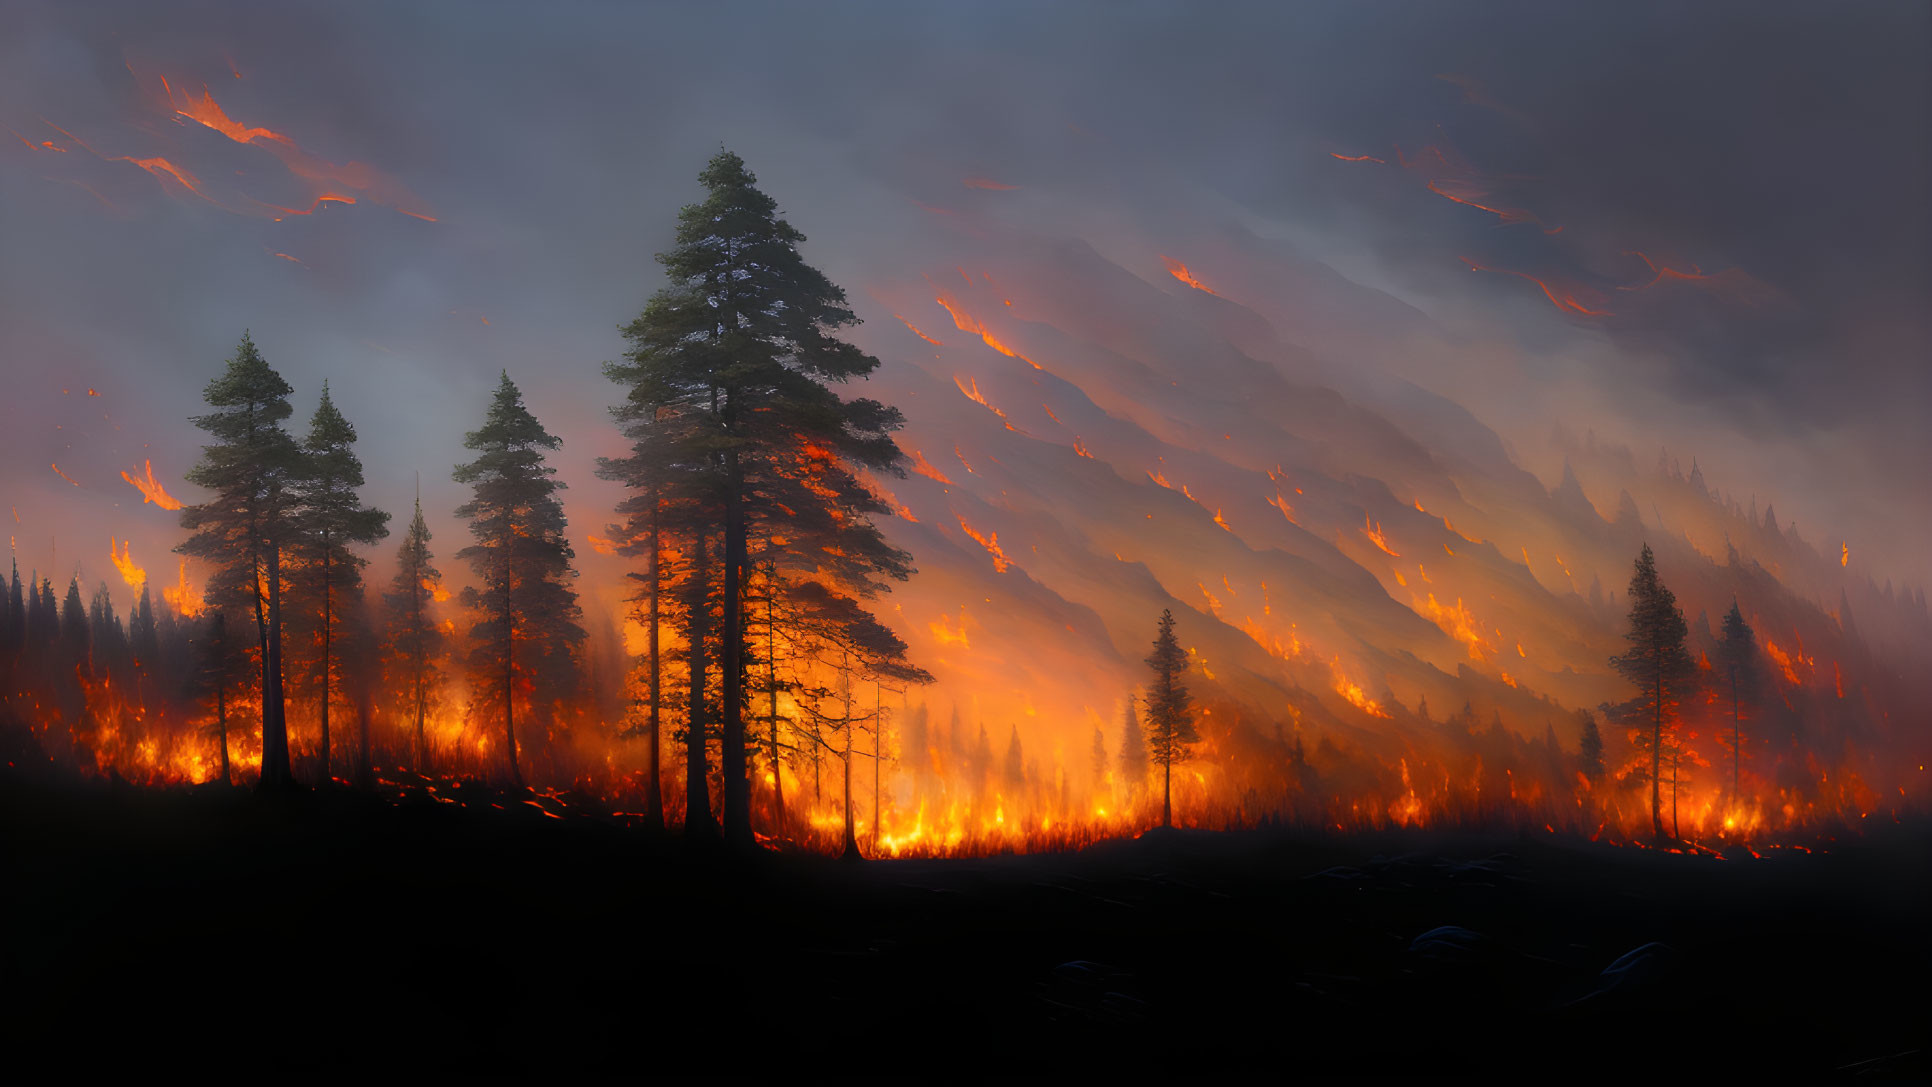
[121, 459, 184, 510]
[1160, 256, 1218, 295]
[109, 538, 146, 590]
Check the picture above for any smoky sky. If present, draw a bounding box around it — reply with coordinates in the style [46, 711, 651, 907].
[1, 0, 1926, 604]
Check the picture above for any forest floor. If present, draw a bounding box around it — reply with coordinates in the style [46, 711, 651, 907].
[2, 754, 1926, 1079]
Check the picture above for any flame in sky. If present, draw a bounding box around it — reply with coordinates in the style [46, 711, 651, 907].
[909, 448, 954, 485]
[109, 538, 146, 590]
[933, 296, 1044, 370]
[1160, 255, 1217, 295]
[893, 313, 944, 346]
[1460, 257, 1613, 317]
[121, 459, 184, 510]
[1330, 151, 1386, 164]
[956, 515, 1011, 573]
[51, 463, 81, 487]
[1363, 514, 1400, 557]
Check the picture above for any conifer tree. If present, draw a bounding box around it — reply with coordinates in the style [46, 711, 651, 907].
[1716, 601, 1759, 807]
[382, 494, 446, 774]
[1117, 697, 1147, 795]
[1577, 708, 1605, 784]
[180, 332, 305, 788]
[290, 382, 390, 782]
[1091, 723, 1108, 793]
[453, 372, 585, 787]
[606, 150, 913, 849]
[1610, 543, 1695, 838]
[1143, 609, 1199, 828]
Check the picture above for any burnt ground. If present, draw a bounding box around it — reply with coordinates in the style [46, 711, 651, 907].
[2, 761, 1927, 1080]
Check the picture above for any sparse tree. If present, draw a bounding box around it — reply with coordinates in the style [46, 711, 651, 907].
[179, 332, 305, 788]
[605, 150, 912, 850]
[289, 382, 390, 784]
[1143, 609, 1199, 828]
[1716, 601, 1759, 808]
[453, 372, 585, 787]
[382, 494, 446, 774]
[1609, 544, 1695, 839]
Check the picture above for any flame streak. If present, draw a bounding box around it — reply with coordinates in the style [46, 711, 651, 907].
[1363, 514, 1400, 557]
[893, 313, 944, 345]
[1160, 255, 1217, 295]
[109, 538, 146, 590]
[934, 296, 1044, 370]
[1460, 257, 1612, 317]
[120, 459, 183, 510]
[1330, 152, 1387, 164]
[51, 463, 81, 487]
[956, 516, 1011, 573]
[909, 449, 954, 485]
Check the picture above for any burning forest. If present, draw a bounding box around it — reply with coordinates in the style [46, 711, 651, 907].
[3, 3, 1928, 1078]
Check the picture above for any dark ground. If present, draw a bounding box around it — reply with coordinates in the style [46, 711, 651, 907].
[3, 758, 1927, 1080]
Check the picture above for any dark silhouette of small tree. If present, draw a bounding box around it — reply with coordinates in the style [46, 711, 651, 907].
[289, 382, 390, 784]
[1117, 697, 1147, 797]
[382, 494, 446, 774]
[1577, 708, 1605, 825]
[1143, 609, 1199, 828]
[1090, 723, 1108, 795]
[1716, 600, 1759, 809]
[453, 372, 585, 788]
[179, 332, 305, 788]
[1609, 543, 1695, 839]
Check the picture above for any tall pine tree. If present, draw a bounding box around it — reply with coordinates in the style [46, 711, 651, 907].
[1143, 609, 1199, 828]
[606, 150, 913, 849]
[180, 332, 305, 788]
[382, 493, 446, 774]
[1716, 600, 1759, 808]
[453, 372, 585, 787]
[290, 382, 390, 783]
[1609, 543, 1695, 838]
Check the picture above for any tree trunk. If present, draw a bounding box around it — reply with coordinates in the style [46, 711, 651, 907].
[684, 527, 718, 841]
[720, 456, 752, 850]
[643, 506, 664, 833]
[841, 672, 860, 861]
[1163, 746, 1173, 829]
[873, 682, 882, 850]
[504, 580, 521, 789]
[414, 663, 427, 775]
[319, 552, 331, 786]
[217, 679, 230, 786]
[766, 560, 783, 835]
[1650, 671, 1664, 839]
[1730, 668, 1740, 807]
[261, 540, 292, 789]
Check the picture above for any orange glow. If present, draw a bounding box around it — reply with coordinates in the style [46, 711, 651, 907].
[1417, 594, 1492, 661]
[1160, 255, 1217, 295]
[956, 516, 1011, 573]
[1362, 514, 1399, 557]
[423, 577, 450, 604]
[120, 459, 184, 510]
[1842, 542, 1850, 567]
[934, 296, 1044, 370]
[109, 538, 146, 590]
[909, 448, 954, 485]
[893, 313, 944, 345]
[51, 463, 81, 487]
[587, 533, 618, 556]
[1330, 152, 1386, 164]
[1071, 436, 1094, 459]
[1460, 257, 1612, 317]
[1330, 659, 1390, 718]
[162, 559, 204, 617]
[929, 610, 970, 649]
[167, 83, 292, 146]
